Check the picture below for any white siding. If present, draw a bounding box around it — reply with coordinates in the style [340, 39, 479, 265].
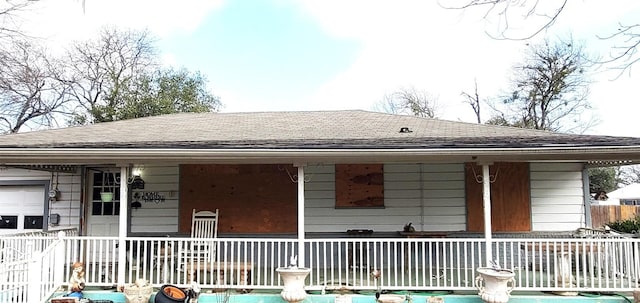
[2, 161, 588, 235]
[129, 165, 180, 234]
[304, 163, 466, 232]
[530, 163, 586, 231]
[48, 172, 82, 229]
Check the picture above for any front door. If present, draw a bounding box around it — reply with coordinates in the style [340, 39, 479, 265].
[87, 170, 120, 237]
[85, 170, 121, 283]
[465, 162, 532, 232]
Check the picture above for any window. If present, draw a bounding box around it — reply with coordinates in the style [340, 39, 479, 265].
[91, 171, 120, 216]
[0, 215, 18, 229]
[621, 199, 640, 206]
[24, 216, 43, 229]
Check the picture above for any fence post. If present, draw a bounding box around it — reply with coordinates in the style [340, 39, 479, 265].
[54, 231, 66, 290]
[27, 253, 42, 303]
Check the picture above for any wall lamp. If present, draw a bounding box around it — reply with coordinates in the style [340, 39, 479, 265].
[115, 166, 145, 189]
[130, 174, 145, 190]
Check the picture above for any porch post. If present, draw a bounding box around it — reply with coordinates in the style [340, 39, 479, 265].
[582, 165, 592, 227]
[117, 165, 128, 287]
[296, 164, 306, 267]
[482, 164, 493, 266]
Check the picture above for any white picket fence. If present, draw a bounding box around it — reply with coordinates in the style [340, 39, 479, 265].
[1, 233, 639, 303]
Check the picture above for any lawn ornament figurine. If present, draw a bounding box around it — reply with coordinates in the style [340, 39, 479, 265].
[403, 222, 416, 232]
[66, 262, 86, 299]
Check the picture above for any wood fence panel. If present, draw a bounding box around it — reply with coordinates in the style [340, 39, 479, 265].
[591, 205, 640, 228]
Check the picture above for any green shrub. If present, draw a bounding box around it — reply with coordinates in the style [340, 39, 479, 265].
[606, 216, 640, 233]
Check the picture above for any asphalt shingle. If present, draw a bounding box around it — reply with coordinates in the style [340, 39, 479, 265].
[0, 110, 637, 149]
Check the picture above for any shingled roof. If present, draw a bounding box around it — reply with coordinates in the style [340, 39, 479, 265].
[0, 110, 639, 164]
[0, 110, 637, 149]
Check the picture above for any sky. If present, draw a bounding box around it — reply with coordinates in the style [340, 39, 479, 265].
[12, 0, 640, 137]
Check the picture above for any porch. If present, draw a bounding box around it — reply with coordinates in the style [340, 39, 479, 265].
[2, 230, 638, 303]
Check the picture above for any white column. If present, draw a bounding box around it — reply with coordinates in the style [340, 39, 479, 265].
[117, 165, 128, 287]
[482, 164, 493, 266]
[296, 164, 306, 268]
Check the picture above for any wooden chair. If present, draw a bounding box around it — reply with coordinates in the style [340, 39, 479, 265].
[183, 209, 219, 267]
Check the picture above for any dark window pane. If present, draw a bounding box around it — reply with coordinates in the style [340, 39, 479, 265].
[0, 216, 18, 229]
[103, 202, 114, 215]
[24, 216, 43, 229]
[114, 202, 120, 215]
[92, 202, 102, 215]
[93, 189, 102, 200]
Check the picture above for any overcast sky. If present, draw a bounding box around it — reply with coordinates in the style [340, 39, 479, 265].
[15, 0, 640, 137]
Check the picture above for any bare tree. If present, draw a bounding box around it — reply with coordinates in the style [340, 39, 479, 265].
[63, 26, 158, 124]
[0, 0, 34, 42]
[377, 86, 440, 118]
[461, 79, 482, 123]
[0, 39, 72, 133]
[598, 23, 640, 76]
[441, 0, 568, 40]
[618, 165, 640, 186]
[375, 93, 403, 115]
[444, 1, 640, 74]
[487, 38, 595, 132]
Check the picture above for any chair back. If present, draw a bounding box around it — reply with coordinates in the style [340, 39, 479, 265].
[191, 209, 219, 239]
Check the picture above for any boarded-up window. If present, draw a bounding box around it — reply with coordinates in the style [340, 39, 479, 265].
[179, 164, 297, 234]
[465, 162, 531, 232]
[335, 164, 384, 208]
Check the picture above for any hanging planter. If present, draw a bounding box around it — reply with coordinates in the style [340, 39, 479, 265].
[100, 171, 114, 203]
[100, 192, 114, 203]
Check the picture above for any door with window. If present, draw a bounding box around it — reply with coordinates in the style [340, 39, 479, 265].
[87, 170, 120, 237]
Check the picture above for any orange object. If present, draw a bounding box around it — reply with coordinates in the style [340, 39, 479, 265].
[163, 286, 186, 299]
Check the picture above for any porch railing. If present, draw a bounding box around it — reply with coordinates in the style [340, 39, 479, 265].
[1, 233, 65, 303]
[0, 228, 77, 264]
[57, 236, 640, 292]
[2, 234, 639, 302]
[60, 237, 299, 289]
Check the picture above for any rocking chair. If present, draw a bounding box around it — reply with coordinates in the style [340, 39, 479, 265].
[182, 209, 219, 268]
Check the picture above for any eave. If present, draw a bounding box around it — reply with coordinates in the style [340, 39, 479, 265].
[1, 145, 640, 165]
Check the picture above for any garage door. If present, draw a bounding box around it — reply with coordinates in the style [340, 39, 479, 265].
[0, 186, 45, 235]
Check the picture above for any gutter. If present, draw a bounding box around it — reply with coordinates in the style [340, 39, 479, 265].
[1, 146, 640, 165]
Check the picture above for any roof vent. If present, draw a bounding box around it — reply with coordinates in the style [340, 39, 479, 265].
[399, 127, 412, 133]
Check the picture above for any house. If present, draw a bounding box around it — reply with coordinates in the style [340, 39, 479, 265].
[607, 183, 640, 205]
[1, 110, 639, 301]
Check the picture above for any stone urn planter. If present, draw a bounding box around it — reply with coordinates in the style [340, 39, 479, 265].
[475, 267, 516, 303]
[123, 279, 153, 303]
[276, 267, 311, 303]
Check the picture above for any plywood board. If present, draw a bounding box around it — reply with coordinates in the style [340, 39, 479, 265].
[335, 164, 384, 208]
[466, 162, 532, 232]
[179, 164, 297, 234]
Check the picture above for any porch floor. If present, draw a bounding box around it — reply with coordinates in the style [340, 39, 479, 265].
[50, 290, 635, 303]
[121, 265, 639, 291]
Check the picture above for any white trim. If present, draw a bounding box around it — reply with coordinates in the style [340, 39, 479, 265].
[117, 165, 128, 287]
[482, 164, 492, 266]
[296, 165, 305, 268]
[1, 146, 640, 164]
